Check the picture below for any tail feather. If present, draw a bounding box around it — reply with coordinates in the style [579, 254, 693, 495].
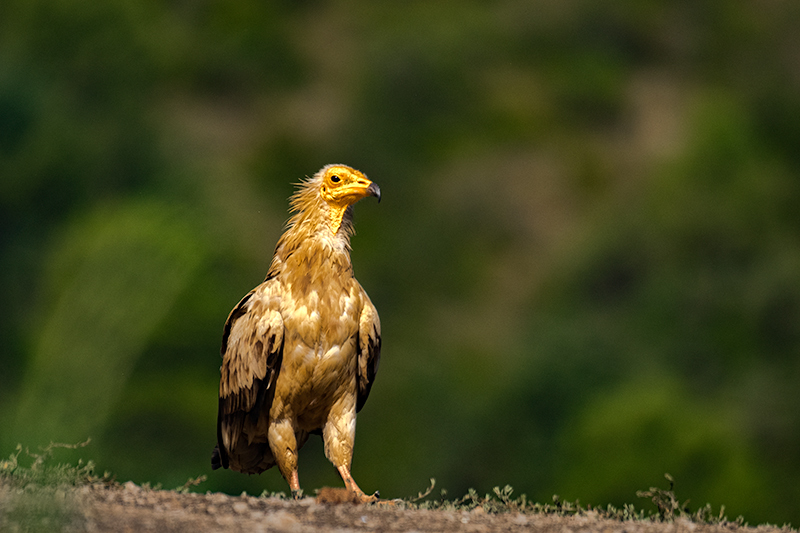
[211, 445, 225, 470]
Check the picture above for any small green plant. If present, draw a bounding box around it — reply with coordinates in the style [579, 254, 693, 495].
[406, 474, 749, 525]
[409, 478, 437, 503]
[258, 489, 292, 499]
[636, 473, 686, 521]
[636, 474, 745, 525]
[175, 475, 207, 494]
[0, 439, 107, 488]
[410, 481, 584, 515]
[0, 440, 106, 532]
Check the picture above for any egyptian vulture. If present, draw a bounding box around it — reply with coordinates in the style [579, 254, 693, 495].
[212, 164, 382, 502]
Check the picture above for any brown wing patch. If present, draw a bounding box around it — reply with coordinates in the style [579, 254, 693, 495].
[356, 294, 381, 413]
[214, 285, 284, 470]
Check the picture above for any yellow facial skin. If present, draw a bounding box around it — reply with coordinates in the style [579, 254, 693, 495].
[319, 165, 381, 234]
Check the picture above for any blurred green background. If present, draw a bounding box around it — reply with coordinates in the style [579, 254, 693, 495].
[2, 0, 800, 526]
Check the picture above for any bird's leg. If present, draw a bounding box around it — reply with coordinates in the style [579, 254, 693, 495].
[323, 405, 377, 503]
[269, 420, 304, 499]
[337, 464, 379, 503]
[288, 470, 303, 500]
[322, 404, 379, 503]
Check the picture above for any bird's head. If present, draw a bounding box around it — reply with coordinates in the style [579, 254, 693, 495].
[289, 164, 380, 237]
[319, 165, 381, 208]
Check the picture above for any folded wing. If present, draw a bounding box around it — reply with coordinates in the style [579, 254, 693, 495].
[214, 284, 284, 471]
[356, 288, 381, 413]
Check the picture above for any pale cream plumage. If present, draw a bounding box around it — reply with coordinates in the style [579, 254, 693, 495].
[212, 164, 381, 502]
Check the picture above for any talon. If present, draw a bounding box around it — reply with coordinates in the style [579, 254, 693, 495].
[359, 491, 379, 504]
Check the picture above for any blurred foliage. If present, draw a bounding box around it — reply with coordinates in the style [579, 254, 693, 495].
[2, 0, 800, 527]
[0, 440, 99, 532]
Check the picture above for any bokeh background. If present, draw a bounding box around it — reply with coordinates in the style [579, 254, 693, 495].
[2, 0, 800, 526]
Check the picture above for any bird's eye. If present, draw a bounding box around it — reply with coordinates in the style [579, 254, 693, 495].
[330, 175, 341, 183]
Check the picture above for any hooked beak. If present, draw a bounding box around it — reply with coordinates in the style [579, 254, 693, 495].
[367, 182, 381, 203]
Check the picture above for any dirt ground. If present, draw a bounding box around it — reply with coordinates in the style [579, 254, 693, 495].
[1, 481, 795, 533]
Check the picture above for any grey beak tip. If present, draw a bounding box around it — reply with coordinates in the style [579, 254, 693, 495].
[368, 183, 382, 203]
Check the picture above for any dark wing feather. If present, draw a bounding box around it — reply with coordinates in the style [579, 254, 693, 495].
[356, 293, 381, 412]
[214, 284, 284, 470]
